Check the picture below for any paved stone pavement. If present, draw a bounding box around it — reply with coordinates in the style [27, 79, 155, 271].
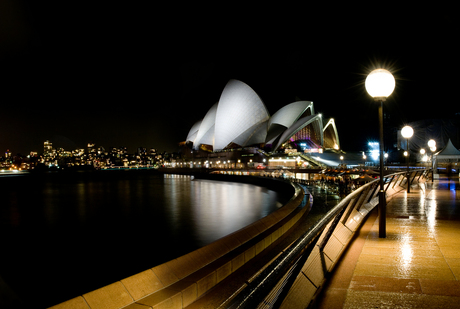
[315, 176, 460, 309]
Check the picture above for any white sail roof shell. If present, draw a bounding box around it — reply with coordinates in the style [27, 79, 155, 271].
[213, 80, 269, 150]
[186, 120, 202, 143]
[268, 101, 312, 129]
[273, 114, 324, 151]
[193, 102, 218, 149]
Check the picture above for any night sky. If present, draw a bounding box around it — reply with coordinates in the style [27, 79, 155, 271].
[1, 3, 458, 155]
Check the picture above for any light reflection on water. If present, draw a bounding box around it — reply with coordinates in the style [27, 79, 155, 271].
[0, 172, 285, 307]
[162, 175, 282, 247]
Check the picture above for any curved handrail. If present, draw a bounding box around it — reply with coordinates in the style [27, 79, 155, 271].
[226, 169, 431, 308]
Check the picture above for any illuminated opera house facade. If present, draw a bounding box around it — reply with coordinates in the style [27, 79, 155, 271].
[181, 80, 341, 169]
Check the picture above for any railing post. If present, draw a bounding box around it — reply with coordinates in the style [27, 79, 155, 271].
[318, 205, 348, 274]
[384, 175, 395, 192]
[368, 182, 379, 203]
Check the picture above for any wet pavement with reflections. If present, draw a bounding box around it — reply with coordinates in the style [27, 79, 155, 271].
[316, 176, 460, 309]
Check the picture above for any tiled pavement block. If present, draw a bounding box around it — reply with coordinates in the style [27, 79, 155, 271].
[344, 289, 460, 309]
[279, 273, 316, 309]
[349, 209, 365, 227]
[255, 239, 266, 255]
[83, 281, 133, 309]
[358, 253, 451, 269]
[263, 234, 272, 249]
[350, 276, 422, 294]
[439, 245, 460, 258]
[233, 228, 253, 245]
[360, 243, 445, 258]
[196, 271, 216, 297]
[196, 241, 231, 264]
[220, 235, 242, 253]
[259, 215, 278, 230]
[344, 217, 359, 232]
[323, 235, 344, 263]
[446, 258, 460, 279]
[48, 296, 90, 309]
[333, 222, 353, 245]
[232, 252, 245, 272]
[270, 227, 281, 243]
[354, 256, 456, 280]
[316, 221, 333, 245]
[174, 281, 197, 308]
[165, 256, 198, 280]
[419, 279, 460, 297]
[313, 287, 348, 309]
[216, 261, 232, 283]
[244, 245, 255, 263]
[151, 263, 179, 287]
[268, 208, 288, 222]
[358, 207, 369, 217]
[249, 219, 270, 235]
[301, 246, 330, 287]
[123, 303, 153, 309]
[360, 202, 375, 213]
[282, 218, 294, 233]
[183, 249, 209, 270]
[135, 288, 182, 309]
[121, 269, 164, 301]
[239, 224, 262, 241]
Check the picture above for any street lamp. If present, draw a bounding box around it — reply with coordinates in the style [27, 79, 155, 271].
[401, 125, 414, 193]
[365, 68, 395, 238]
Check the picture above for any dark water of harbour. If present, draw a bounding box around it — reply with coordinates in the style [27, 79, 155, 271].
[0, 171, 288, 308]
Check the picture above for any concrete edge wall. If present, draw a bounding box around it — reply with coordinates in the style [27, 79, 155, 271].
[49, 176, 308, 309]
[278, 174, 428, 309]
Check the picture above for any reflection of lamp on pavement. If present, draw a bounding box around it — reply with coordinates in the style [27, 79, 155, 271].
[365, 68, 395, 238]
[428, 139, 437, 181]
[420, 148, 426, 167]
[401, 125, 414, 193]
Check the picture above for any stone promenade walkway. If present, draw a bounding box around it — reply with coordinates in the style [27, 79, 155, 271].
[315, 176, 460, 308]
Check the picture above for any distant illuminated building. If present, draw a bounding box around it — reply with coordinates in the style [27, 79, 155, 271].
[44, 140, 53, 156]
[87, 142, 96, 154]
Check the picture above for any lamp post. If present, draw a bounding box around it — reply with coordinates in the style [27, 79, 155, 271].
[365, 68, 395, 238]
[401, 125, 414, 193]
[428, 139, 436, 181]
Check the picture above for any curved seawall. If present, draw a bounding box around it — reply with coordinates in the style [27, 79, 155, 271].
[50, 175, 311, 309]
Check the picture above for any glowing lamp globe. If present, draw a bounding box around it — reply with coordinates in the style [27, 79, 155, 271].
[428, 139, 436, 148]
[401, 126, 414, 139]
[365, 69, 396, 100]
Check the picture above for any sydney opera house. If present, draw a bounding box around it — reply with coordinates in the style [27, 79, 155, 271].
[182, 80, 341, 168]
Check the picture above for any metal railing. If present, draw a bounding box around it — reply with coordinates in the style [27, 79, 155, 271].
[226, 168, 431, 309]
